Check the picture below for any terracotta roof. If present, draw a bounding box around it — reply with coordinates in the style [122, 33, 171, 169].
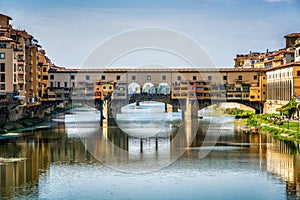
[49, 67, 265, 73]
[10, 28, 32, 38]
[265, 61, 300, 71]
[0, 36, 13, 42]
[0, 13, 12, 20]
[284, 33, 300, 38]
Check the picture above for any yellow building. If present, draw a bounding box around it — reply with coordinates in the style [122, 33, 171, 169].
[249, 75, 266, 102]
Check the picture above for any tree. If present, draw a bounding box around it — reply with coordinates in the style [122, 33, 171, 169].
[276, 98, 298, 119]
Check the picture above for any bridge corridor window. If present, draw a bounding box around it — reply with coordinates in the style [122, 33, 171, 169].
[86, 75, 90, 81]
[132, 75, 136, 81]
[147, 75, 151, 80]
[238, 75, 242, 80]
[128, 82, 140, 94]
[297, 71, 300, 76]
[177, 76, 181, 81]
[70, 75, 75, 80]
[101, 75, 105, 80]
[223, 76, 227, 81]
[253, 75, 257, 80]
[208, 76, 212, 81]
[193, 76, 197, 81]
[162, 75, 166, 80]
[116, 75, 121, 80]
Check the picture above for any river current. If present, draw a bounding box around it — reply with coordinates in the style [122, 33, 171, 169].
[1, 102, 300, 199]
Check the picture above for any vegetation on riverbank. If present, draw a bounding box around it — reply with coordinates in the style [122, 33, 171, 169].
[223, 108, 254, 117]
[209, 104, 255, 118]
[247, 113, 300, 142]
[0, 118, 44, 134]
[0, 104, 73, 134]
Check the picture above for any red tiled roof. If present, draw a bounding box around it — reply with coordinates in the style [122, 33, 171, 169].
[0, 13, 12, 20]
[10, 28, 32, 38]
[284, 33, 300, 38]
[265, 61, 300, 71]
[0, 36, 13, 42]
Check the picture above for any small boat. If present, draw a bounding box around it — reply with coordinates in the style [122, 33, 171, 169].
[35, 125, 51, 130]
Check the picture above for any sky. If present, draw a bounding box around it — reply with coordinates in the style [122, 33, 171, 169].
[0, 0, 299, 68]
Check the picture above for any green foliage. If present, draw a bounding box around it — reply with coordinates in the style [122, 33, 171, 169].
[224, 108, 254, 117]
[276, 98, 298, 119]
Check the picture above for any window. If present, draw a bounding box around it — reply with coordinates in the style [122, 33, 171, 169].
[116, 75, 121, 80]
[147, 75, 151, 80]
[0, 63, 4, 72]
[297, 71, 300, 76]
[14, 74, 16, 82]
[0, 43, 6, 48]
[238, 75, 242, 80]
[0, 84, 5, 90]
[57, 82, 60, 88]
[193, 76, 197, 81]
[0, 74, 5, 82]
[253, 75, 257, 80]
[208, 76, 212, 81]
[14, 64, 16, 72]
[72, 82, 75, 87]
[43, 75, 48, 80]
[0, 53, 5, 59]
[101, 75, 105, 80]
[132, 75, 136, 80]
[223, 76, 227, 81]
[71, 75, 75, 80]
[86, 75, 90, 80]
[162, 75, 166, 80]
[177, 76, 181, 81]
[50, 82, 53, 87]
[43, 67, 47, 72]
[65, 82, 68, 87]
[50, 75, 54, 80]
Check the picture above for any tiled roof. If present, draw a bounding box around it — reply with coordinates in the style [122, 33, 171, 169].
[265, 61, 300, 71]
[0, 36, 13, 42]
[49, 67, 265, 73]
[0, 13, 12, 20]
[284, 33, 300, 38]
[10, 28, 32, 38]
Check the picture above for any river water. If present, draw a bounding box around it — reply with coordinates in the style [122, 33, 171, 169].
[1, 103, 300, 199]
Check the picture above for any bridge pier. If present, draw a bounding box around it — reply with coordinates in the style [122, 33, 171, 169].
[181, 98, 199, 119]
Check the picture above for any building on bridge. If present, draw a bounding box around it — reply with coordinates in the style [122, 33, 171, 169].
[48, 67, 266, 112]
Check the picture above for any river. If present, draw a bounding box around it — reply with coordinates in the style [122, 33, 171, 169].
[1, 103, 300, 199]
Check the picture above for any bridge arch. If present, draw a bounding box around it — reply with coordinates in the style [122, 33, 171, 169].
[128, 82, 141, 95]
[198, 102, 257, 114]
[157, 83, 171, 95]
[142, 82, 156, 94]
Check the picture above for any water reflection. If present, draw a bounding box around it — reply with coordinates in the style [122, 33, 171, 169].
[0, 112, 300, 199]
